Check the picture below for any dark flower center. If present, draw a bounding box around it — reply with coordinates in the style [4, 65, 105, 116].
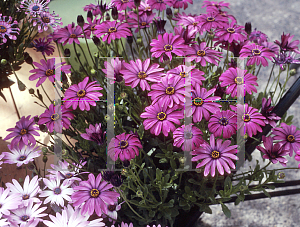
[65, 173, 73, 178]
[227, 27, 235, 33]
[70, 34, 77, 38]
[20, 128, 27, 135]
[218, 117, 229, 126]
[252, 49, 261, 55]
[54, 188, 61, 195]
[121, 0, 129, 2]
[77, 89, 86, 97]
[0, 25, 7, 33]
[287, 134, 295, 142]
[179, 72, 186, 78]
[192, 22, 198, 26]
[156, 0, 164, 2]
[22, 194, 30, 200]
[243, 114, 251, 122]
[32, 5, 40, 11]
[141, 22, 147, 26]
[138, 71, 147, 79]
[235, 77, 244, 85]
[19, 155, 27, 161]
[108, 204, 116, 211]
[157, 112, 167, 121]
[165, 86, 175, 95]
[51, 113, 60, 121]
[164, 44, 173, 51]
[91, 25, 96, 31]
[197, 50, 206, 56]
[42, 17, 50, 23]
[211, 150, 220, 159]
[45, 69, 54, 76]
[21, 215, 30, 221]
[108, 27, 117, 33]
[207, 17, 215, 22]
[119, 140, 129, 149]
[193, 97, 204, 106]
[90, 188, 100, 198]
[184, 131, 193, 139]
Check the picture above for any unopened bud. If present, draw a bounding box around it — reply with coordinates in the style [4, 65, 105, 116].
[91, 69, 96, 75]
[277, 172, 285, 179]
[245, 22, 252, 36]
[134, 0, 141, 7]
[24, 52, 33, 65]
[290, 68, 297, 76]
[42, 147, 48, 155]
[127, 36, 133, 45]
[1, 59, 7, 65]
[111, 7, 118, 20]
[105, 13, 110, 21]
[77, 15, 85, 27]
[92, 36, 101, 46]
[174, 9, 179, 16]
[43, 155, 48, 163]
[64, 48, 70, 57]
[166, 8, 172, 20]
[28, 88, 34, 94]
[87, 11, 93, 21]
[136, 37, 143, 45]
[136, 190, 143, 197]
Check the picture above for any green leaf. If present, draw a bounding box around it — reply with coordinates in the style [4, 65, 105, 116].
[167, 143, 173, 151]
[188, 178, 202, 186]
[170, 158, 176, 169]
[137, 124, 144, 140]
[220, 202, 231, 218]
[149, 210, 155, 218]
[156, 168, 162, 181]
[234, 197, 241, 206]
[262, 188, 271, 199]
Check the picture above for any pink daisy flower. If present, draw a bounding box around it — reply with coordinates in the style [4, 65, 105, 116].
[81, 123, 106, 146]
[0, 187, 22, 216]
[176, 15, 202, 33]
[146, 0, 173, 11]
[187, 84, 222, 122]
[3, 115, 40, 149]
[202, 1, 230, 12]
[167, 64, 205, 87]
[191, 134, 238, 177]
[62, 77, 103, 111]
[33, 10, 62, 32]
[148, 74, 185, 108]
[260, 97, 281, 127]
[197, 12, 228, 34]
[0, 14, 20, 45]
[94, 21, 132, 44]
[272, 123, 300, 157]
[72, 173, 120, 216]
[150, 32, 186, 62]
[174, 26, 197, 45]
[107, 133, 142, 161]
[52, 22, 84, 45]
[173, 123, 204, 151]
[140, 103, 184, 137]
[138, 1, 152, 16]
[20, 0, 50, 17]
[239, 43, 275, 67]
[249, 28, 268, 45]
[173, 0, 193, 10]
[38, 103, 74, 133]
[112, 0, 135, 10]
[231, 104, 266, 138]
[102, 57, 125, 84]
[120, 58, 164, 91]
[208, 110, 237, 138]
[3, 144, 41, 167]
[219, 67, 258, 97]
[257, 136, 289, 167]
[185, 42, 222, 66]
[214, 22, 247, 43]
[127, 12, 156, 33]
[83, 16, 101, 38]
[29, 58, 71, 87]
[274, 32, 300, 54]
[31, 37, 55, 56]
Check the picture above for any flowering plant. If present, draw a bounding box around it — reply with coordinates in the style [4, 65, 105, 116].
[1, 0, 300, 227]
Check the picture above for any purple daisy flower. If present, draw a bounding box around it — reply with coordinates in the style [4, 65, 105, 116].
[274, 32, 300, 54]
[272, 122, 300, 157]
[107, 133, 142, 161]
[208, 110, 237, 138]
[261, 41, 280, 55]
[174, 26, 197, 45]
[173, 123, 204, 151]
[261, 97, 281, 127]
[185, 42, 222, 66]
[83, 1, 114, 16]
[3, 144, 41, 167]
[112, 0, 135, 10]
[83, 16, 101, 38]
[128, 12, 156, 33]
[188, 84, 221, 122]
[214, 22, 247, 43]
[197, 12, 228, 34]
[0, 153, 4, 170]
[0, 187, 22, 216]
[20, 0, 50, 17]
[29, 58, 71, 87]
[32, 10, 62, 32]
[191, 134, 238, 177]
[81, 123, 106, 146]
[72, 173, 120, 216]
[140, 102, 184, 137]
[240, 43, 275, 67]
[167, 64, 205, 87]
[148, 74, 185, 108]
[202, 1, 230, 12]
[176, 15, 202, 33]
[273, 52, 300, 70]
[173, 0, 193, 10]
[3, 115, 40, 149]
[249, 28, 268, 45]
[153, 17, 167, 35]
[146, 0, 173, 11]
[231, 104, 266, 138]
[94, 21, 132, 44]
[138, 1, 152, 16]
[52, 22, 84, 45]
[38, 103, 74, 133]
[31, 37, 55, 56]
[0, 14, 20, 45]
[150, 32, 187, 62]
[219, 67, 258, 97]
[62, 77, 103, 111]
[120, 58, 164, 91]
[102, 57, 125, 84]
[257, 136, 289, 166]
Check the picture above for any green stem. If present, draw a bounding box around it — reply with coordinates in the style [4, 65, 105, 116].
[81, 26, 96, 67]
[73, 42, 89, 76]
[77, 44, 90, 68]
[264, 63, 275, 96]
[41, 84, 53, 103]
[275, 64, 290, 104]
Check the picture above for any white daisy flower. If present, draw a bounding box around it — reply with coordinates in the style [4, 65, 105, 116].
[0, 187, 22, 216]
[0, 213, 9, 227]
[6, 175, 41, 206]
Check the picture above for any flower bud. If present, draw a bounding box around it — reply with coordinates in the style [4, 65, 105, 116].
[34, 116, 39, 123]
[87, 11, 93, 21]
[134, 0, 141, 7]
[1, 59, 7, 65]
[174, 9, 179, 17]
[111, 7, 118, 20]
[42, 147, 48, 155]
[136, 190, 143, 197]
[64, 48, 70, 57]
[110, 174, 123, 187]
[120, 92, 128, 99]
[166, 8, 172, 20]
[43, 155, 48, 163]
[245, 22, 252, 36]
[92, 36, 101, 46]
[28, 88, 34, 94]
[239, 185, 248, 191]
[105, 13, 110, 21]
[290, 68, 297, 76]
[277, 172, 285, 179]
[24, 52, 33, 65]
[91, 69, 96, 75]
[77, 15, 85, 27]
[127, 36, 133, 45]
[39, 124, 47, 132]
[136, 37, 143, 45]
[94, 52, 99, 58]
[123, 159, 130, 167]
[62, 149, 68, 157]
